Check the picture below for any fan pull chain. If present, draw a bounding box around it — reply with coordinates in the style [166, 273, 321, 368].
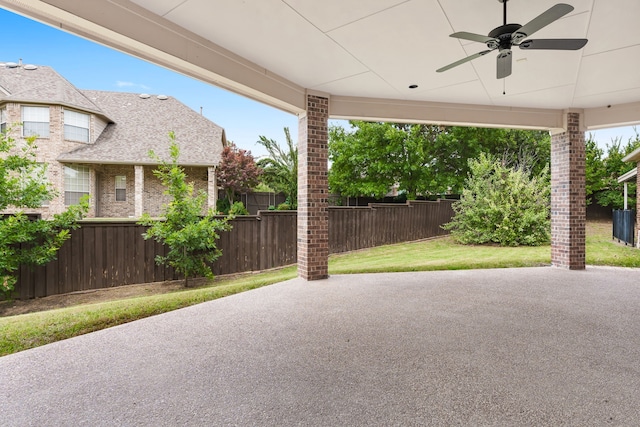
[503, 78, 506, 95]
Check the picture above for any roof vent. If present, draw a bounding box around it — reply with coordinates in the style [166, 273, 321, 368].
[139, 93, 151, 99]
[23, 64, 37, 70]
[157, 94, 168, 100]
[5, 62, 18, 68]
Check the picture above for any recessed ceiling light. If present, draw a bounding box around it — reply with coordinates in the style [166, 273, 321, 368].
[409, 84, 418, 89]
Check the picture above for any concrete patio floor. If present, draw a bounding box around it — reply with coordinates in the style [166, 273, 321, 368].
[1, 266, 640, 426]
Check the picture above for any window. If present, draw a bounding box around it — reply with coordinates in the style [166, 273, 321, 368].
[64, 165, 90, 205]
[21, 163, 50, 207]
[0, 108, 6, 133]
[64, 110, 90, 142]
[115, 175, 126, 202]
[22, 106, 50, 137]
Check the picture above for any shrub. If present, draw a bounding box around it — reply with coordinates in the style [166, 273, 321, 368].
[139, 132, 230, 287]
[443, 153, 550, 246]
[229, 201, 249, 216]
[0, 129, 88, 297]
[216, 198, 231, 215]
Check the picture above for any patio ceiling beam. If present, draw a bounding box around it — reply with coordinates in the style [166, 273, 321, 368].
[583, 101, 640, 131]
[0, 0, 307, 115]
[330, 96, 567, 131]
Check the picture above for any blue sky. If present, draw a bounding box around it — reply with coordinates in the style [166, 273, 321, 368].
[1, 8, 299, 158]
[1, 8, 637, 157]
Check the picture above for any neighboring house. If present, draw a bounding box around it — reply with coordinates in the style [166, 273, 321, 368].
[0, 61, 225, 218]
[622, 148, 640, 247]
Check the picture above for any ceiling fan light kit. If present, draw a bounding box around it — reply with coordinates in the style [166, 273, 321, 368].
[436, 0, 588, 79]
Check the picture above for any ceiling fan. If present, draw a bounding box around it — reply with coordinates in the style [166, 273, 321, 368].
[436, 0, 588, 79]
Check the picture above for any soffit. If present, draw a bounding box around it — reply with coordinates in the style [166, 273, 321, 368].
[2, 0, 640, 130]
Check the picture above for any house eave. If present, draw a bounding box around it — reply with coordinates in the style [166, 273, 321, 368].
[623, 147, 640, 163]
[617, 167, 638, 183]
[56, 158, 218, 168]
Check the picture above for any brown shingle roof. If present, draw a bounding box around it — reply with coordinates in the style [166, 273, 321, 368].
[0, 63, 225, 167]
[0, 63, 105, 115]
[59, 90, 225, 166]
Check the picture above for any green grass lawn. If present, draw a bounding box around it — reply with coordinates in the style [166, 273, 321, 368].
[1, 220, 639, 356]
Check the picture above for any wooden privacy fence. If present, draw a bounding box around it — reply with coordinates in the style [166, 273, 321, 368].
[15, 199, 454, 299]
[329, 200, 454, 253]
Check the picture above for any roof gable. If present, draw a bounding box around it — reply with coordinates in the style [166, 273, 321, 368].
[0, 63, 104, 114]
[58, 90, 225, 166]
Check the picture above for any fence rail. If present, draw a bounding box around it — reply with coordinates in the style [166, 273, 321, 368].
[15, 199, 454, 299]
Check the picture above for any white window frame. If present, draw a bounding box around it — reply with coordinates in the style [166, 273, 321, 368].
[0, 107, 6, 134]
[115, 175, 126, 202]
[64, 165, 90, 206]
[64, 109, 90, 142]
[22, 106, 50, 138]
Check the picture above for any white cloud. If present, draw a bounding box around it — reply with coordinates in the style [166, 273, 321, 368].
[115, 80, 150, 90]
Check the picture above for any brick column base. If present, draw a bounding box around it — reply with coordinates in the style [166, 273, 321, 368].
[297, 94, 329, 280]
[551, 112, 586, 269]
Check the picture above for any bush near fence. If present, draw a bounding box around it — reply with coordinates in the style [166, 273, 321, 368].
[14, 200, 454, 299]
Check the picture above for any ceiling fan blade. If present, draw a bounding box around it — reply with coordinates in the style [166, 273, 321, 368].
[519, 38, 588, 50]
[450, 31, 497, 44]
[496, 50, 512, 79]
[436, 50, 493, 73]
[514, 3, 574, 40]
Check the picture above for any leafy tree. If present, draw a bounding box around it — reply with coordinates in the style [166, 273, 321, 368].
[594, 134, 640, 209]
[383, 123, 441, 199]
[584, 134, 606, 206]
[0, 129, 88, 296]
[328, 121, 551, 198]
[329, 121, 443, 199]
[329, 122, 395, 199]
[429, 126, 550, 194]
[443, 153, 550, 246]
[139, 132, 230, 287]
[217, 142, 262, 204]
[256, 127, 298, 208]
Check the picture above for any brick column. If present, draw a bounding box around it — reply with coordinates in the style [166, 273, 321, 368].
[297, 94, 329, 280]
[551, 112, 586, 269]
[208, 166, 218, 213]
[134, 165, 144, 218]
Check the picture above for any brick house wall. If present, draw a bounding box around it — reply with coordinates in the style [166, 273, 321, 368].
[142, 165, 210, 217]
[2, 103, 97, 218]
[96, 165, 136, 217]
[1, 64, 224, 219]
[2, 102, 216, 219]
[94, 165, 211, 217]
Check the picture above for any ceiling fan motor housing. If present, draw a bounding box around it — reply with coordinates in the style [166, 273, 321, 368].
[488, 23, 524, 49]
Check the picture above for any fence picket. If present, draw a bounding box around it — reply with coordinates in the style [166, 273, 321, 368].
[13, 200, 454, 298]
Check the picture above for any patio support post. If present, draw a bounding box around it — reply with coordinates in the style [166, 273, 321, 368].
[297, 93, 329, 280]
[550, 112, 586, 269]
[134, 165, 144, 218]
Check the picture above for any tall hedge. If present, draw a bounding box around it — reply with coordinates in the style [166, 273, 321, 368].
[444, 153, 550, 246]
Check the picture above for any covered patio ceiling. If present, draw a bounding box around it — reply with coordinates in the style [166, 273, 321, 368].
[2, 0, 640, 132]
